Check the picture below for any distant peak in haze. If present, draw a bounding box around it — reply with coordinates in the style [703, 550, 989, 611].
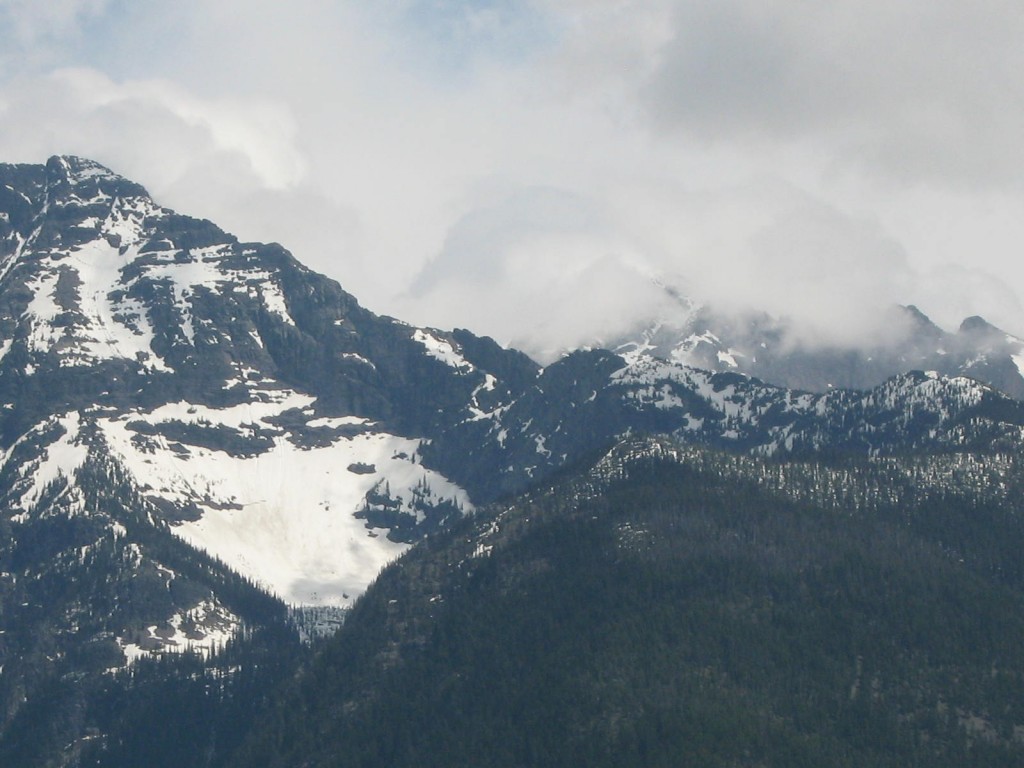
[602, 288, 1024, 399]
[959, 315, 1000, 336]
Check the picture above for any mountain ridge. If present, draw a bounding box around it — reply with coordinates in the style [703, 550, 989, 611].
[606, 292, 1024, 400]
[3, 156, 1024, 765]
[4, 156, 1024, 610]
[233, 433, 1024, 767]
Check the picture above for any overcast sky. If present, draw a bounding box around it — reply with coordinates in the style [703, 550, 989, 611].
[1, 0, 1023, 359]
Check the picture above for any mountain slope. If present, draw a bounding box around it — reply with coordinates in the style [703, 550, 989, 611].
[0, 155, 540, 764]
[432, 347, 1024, 501]
[0, 439, 301, 766]
[5, 156, 1024, 614]
[9, 156, 1024, 615]
[5, 156, 1024, 765]
[4, 155, 1024, 628]
[235, 436, 1024, 767]
[0, 156, 542, 610]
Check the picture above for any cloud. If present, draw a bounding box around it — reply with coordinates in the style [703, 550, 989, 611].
[1, 1, 1024, 360]
[411, 187, 605, 293]
[402, 185, 668, 358]
[642, 1, 1024, 189]
[721, 193, 915, 347]
[402, 178, 920, 358]
[0, 0, 110, 46]
[0, 65, 370, 291]
[912, 264, 1024, 335]
[388, 0, 556, 76]
[0, 68, 304, 187]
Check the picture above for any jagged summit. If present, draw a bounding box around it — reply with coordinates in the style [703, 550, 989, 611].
[607, 298, 1024, 399]
[6, 156, 1024, 764]
[3, 155, 1024, 678]
[45, 153, 146, 189]
[898, 303, 945, 340]
[959, 314, 1001, 336]
[0, 155, 152, 247]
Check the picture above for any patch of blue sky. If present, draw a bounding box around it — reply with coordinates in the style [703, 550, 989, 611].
[394, 0, 558, 79]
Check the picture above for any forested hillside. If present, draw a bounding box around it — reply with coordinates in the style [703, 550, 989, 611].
[234, 438, 1024, 767]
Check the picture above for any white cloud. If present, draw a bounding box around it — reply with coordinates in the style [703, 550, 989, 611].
[1, 1, 1024, 358]
[402, 185, 673, 358]
[0, 68, 304, 188]
[0, 0, 109, 44]
[641, 1, 1024, 189]
[913, 264, 1024, 335]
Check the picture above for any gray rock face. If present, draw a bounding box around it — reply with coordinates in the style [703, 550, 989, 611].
[0, 157, 541, 658]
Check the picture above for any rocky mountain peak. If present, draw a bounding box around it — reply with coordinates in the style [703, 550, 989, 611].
[0, 156, 1023, 670]
[896, 303, 945, 340]
[958, 314, 1001, 337]
[606, 296, 1024, 399]
[6, 157, 1024, 764]
[0, 157, 541, 613]
[44, 154, 147, 196]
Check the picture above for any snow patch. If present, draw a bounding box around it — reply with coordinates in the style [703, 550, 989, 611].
[8, 413, 90, 514]
[412, 329, 473, 371]
[1012, 354, 1024, 379]
[98, 396, 471, 607]
[116, 599, 240, 664]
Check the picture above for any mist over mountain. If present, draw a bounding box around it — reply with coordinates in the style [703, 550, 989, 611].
[2, 157, 1024, 766]
[603, 287, 1024, 399]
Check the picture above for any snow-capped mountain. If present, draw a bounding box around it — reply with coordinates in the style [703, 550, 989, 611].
[430, 347, 1024, 501]
[609, 294, 1024, 399]
[6, 156, 1024, 765]
[0, 156, 537, 622]
[4, 155, 1024, 670]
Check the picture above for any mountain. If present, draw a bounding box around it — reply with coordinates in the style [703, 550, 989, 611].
[3, 156, 1024, 765]
[0, 155, 548, 605]
[609, 295, 1024, 399]
[233, 436, 1024, 767]
[432, 347, 1024, 502]
[6, 156, 1023, 614]
[0, 155, 538, 764]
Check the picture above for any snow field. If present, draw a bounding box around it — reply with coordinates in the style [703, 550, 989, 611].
[412, 329, 473, 371]
[5, 412, 90, 515]
[99, 395, 471, 607]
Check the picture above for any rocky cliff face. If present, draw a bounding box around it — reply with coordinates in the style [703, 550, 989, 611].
[0, 155, 542, 761]
[0, 156, 543, 613]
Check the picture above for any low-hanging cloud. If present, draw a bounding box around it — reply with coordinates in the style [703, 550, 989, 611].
[0, 1, 1023, 361]
[0, 68, 305, 189]
[403, 178, 925, 360]
[403, 186, 670, 359]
